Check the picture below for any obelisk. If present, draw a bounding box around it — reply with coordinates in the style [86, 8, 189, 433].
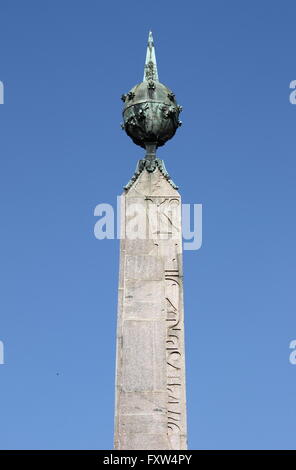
[114, 32, 187, 450]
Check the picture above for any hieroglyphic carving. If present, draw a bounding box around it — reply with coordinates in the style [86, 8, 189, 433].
[143, 194, 184, 448]
[146, 197, 180, 240]
[165, 270, 183, 448]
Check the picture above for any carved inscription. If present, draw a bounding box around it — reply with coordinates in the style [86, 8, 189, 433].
[146, 197, 180, 240]
[142, 194, 184, 448]
[165, 270, 183, 447]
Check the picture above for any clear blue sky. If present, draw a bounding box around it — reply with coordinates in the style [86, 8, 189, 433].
[0, 0, 296, 450]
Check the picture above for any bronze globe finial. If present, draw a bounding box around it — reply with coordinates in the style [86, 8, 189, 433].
[121, 31, 182, 161]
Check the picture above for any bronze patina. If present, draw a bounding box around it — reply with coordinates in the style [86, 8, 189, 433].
[121, 32, 182, 158]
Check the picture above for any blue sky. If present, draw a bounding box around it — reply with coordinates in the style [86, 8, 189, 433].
[0, 0, 296, 450]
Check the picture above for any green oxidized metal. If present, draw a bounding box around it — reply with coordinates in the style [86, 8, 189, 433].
[121, 32, 182, 152]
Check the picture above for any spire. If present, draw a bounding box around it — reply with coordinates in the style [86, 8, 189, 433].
[143, 31, 159, 82]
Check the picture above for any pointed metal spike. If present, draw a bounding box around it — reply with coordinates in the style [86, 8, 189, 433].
[143, 30, 159, 82]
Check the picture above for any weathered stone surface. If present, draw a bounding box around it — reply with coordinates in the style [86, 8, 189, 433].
[121, 320, 167, 391]
[125, 279, 165, 303]
[125, 239, 158, 255]
[125, 255, 163, 281]
[114, 167, 187, 450]
[119, 391, 167, 415]
[119, 433, 170, 451]
[124, 301, 164, 321]
[119, 413, 167, 435]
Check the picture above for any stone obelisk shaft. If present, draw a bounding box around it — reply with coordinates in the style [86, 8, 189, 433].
[114, 166, 187, 450]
